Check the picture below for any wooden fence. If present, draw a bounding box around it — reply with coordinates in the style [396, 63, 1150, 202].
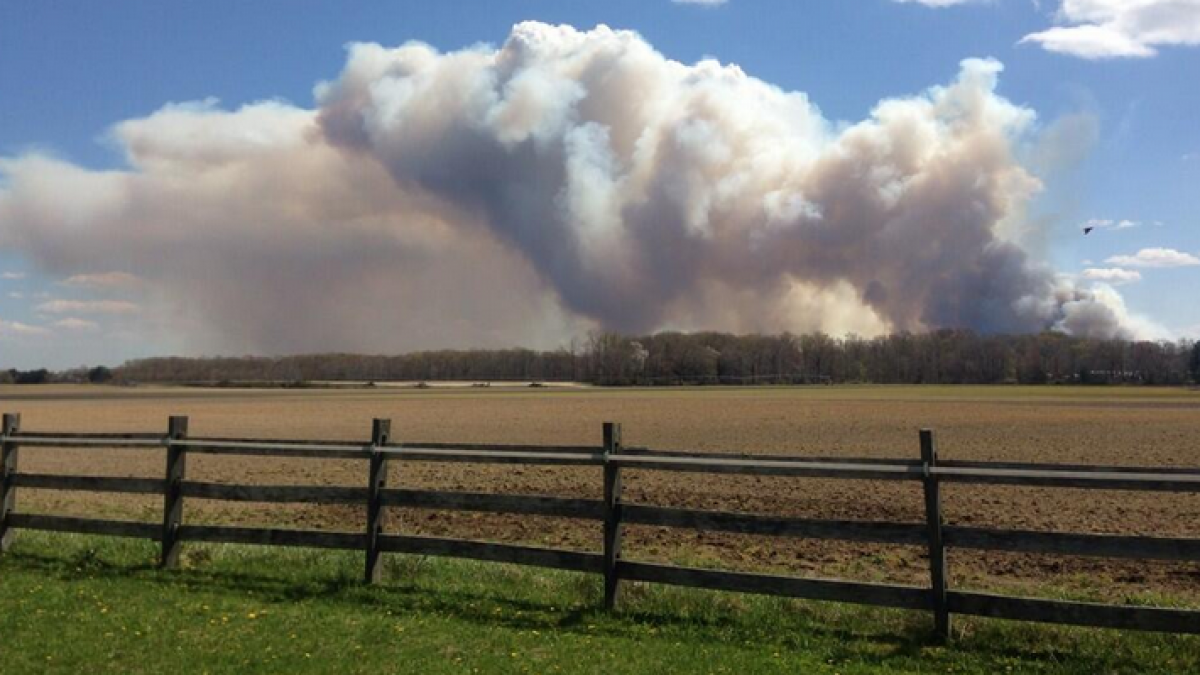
[2, 411, 1200, 640]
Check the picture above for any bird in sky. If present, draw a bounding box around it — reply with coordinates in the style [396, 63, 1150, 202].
[1083, 226, 1095, 235]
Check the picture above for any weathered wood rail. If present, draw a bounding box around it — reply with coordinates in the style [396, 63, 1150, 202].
[2, 412, 1200, 639]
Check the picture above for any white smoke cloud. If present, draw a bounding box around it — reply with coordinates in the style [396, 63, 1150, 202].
[1055, 282, 1170, 339]
[0, 22, 1148, 356]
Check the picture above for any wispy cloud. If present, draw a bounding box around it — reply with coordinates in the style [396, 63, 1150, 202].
[53, 317, 100, 331]
[892, 0, 983, 6]
[671, 0, 728, 5]
[1083, 217, 1144, 232]
[61, 272, 142, 290]
[35, 299, 140, 315]
[1105, 248, 1200, 269]
[1021, 1, 1200, 59]
[0, 319, 50, 336]
[1, 271, 26, 280]
[6, 291, 23, 300]
[1081, 267, 1142, 285]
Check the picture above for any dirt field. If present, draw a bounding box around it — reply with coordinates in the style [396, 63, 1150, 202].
[4, 384, 1200, 599]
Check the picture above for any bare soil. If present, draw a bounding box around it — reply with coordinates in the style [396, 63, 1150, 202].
[5, 384, 1200, 599]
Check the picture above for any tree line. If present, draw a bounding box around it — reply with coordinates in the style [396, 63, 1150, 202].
[2, 366, 112, 385]
[15, 330, 1190, 387]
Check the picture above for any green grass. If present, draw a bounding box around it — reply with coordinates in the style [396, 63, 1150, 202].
[1, 533, 1198, 674]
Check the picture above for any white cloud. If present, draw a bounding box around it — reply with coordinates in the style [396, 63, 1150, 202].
[1105, 247, 1200, 268]
[1, 271, 25, 280]
[672, 0, 728, 4]
[35, 299, 140, 315]
[52, 317, 100, 331]
[1081, 267, 1142, 284]
[6, 291, 23, 300]
[1022, 0, 1200, 59]
[893, 0, 983, 6]
[61, 272, 142, 289]
[0, 319, 50, 336]
[1083, 217, 1142, 231]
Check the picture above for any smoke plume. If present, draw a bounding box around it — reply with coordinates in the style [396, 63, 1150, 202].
[0, 22, 1138, 355]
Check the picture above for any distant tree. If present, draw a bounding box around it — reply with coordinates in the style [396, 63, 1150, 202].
[1017, 340, 1048, 384]
[87, 366, 114, 384]
[0, 369, 13, 385]
[13, 368, 50, 384]
[1190, 341, 1200, 384]
[587, 331, 645, 385]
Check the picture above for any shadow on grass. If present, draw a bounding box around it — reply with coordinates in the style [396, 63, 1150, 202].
[3, 544, 1186, 673]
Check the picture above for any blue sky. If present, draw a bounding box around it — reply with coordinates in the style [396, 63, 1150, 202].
[1, 1, 1198, 368]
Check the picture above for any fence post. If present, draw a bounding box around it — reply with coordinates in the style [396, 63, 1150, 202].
[603, 422, 623, 611]
[1, 413, 21, 553]
[161, 416, 188, 568]
[365, 418, 391, 583]
[920, 428, 950, 641]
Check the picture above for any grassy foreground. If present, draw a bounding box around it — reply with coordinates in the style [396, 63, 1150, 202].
[1, 534, 1197, 674]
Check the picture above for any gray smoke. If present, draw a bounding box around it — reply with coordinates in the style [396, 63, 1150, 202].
[0, 22, 1144, 355]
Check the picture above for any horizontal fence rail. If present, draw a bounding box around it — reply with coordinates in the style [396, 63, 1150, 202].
[7, 513, 162, 540]
[621, 504, 929, 545]
[943, 526, 1200, 561]
[182, 482, 367, 504]
[946, 591, 1200, 633]
[2, 412, 1200, 641]
[382, 489, 605, 520]
[10, 474, 165, 494]
[379, 535, 605, 574]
